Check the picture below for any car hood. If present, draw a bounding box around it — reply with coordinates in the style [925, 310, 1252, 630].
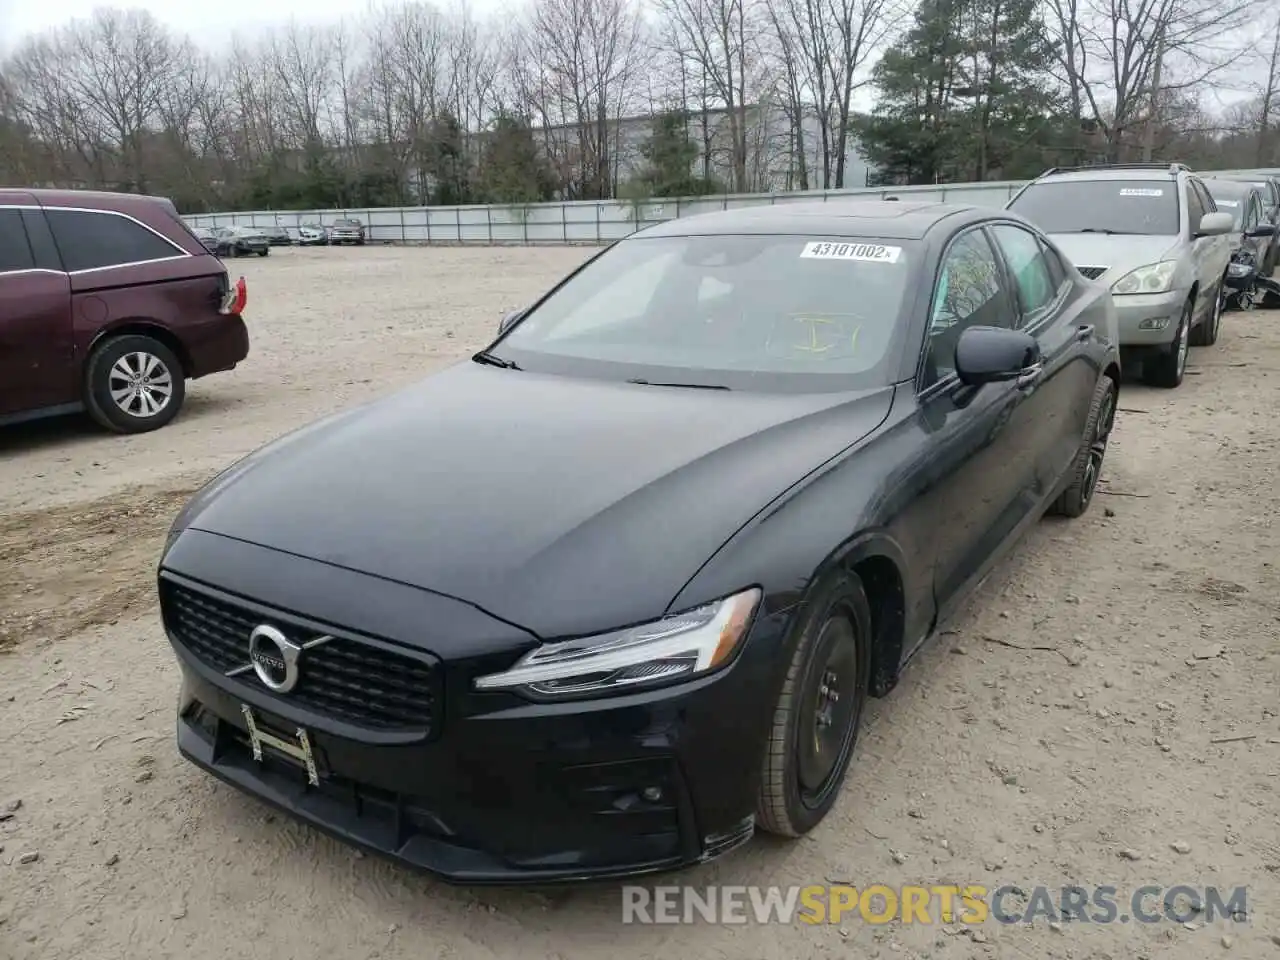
[176, 362, 895, 639]
[1048, 233, 1182, 283]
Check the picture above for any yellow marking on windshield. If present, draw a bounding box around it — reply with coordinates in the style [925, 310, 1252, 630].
[786, 314, 863, 355]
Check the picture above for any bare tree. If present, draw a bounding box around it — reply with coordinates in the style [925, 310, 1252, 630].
[1254, 10, 1280, 165]
[656, 0, 763, 191]
[521, 0, 647, 198]
[1050, 0, 1261, 161]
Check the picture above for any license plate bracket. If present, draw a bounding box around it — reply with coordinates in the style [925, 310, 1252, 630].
[241, 704, 320, 787]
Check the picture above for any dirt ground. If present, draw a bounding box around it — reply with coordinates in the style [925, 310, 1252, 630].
[2, 246, 1278, 960]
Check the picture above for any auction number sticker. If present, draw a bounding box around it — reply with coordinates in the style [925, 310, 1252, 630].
[801, 241, 902, 263]
[1119, 188, 1164, 197]
[1215, 199, 1239, 207]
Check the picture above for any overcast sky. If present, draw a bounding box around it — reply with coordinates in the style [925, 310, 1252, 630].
[1, 0, 500, 48]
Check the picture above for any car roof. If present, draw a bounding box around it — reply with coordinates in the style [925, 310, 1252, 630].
[1032, 167, 1183, 184]
[0, 187, 174, 210]
[1210, 173, 1278, 185]
[635, 200, 995, 240]
[1203, 179, 1257, 199]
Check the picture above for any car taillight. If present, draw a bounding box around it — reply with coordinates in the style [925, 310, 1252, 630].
[219, 276, 248, 316]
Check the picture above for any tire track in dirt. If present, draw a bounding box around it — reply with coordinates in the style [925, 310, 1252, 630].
[0, 478, 211, 652]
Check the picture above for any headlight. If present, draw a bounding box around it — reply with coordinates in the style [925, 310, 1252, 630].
[1110, 261, 1178, 295]
[473, 587, 762, 699]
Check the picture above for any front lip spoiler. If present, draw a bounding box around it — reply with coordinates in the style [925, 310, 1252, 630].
[177, 718, 754, 885]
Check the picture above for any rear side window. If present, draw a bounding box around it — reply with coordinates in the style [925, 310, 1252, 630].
[44, 209, 183, 272]
[1185, 182, 1208, 231]
[0, 209, 35, 272]
[989, 224, 1056, 322]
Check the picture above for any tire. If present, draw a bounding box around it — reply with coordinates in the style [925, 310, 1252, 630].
[84, 334, 186, 434]
[1143, 298, 1192, 388]
[1189, 280, 1224, 346]
[257, 248, 269, 257]
[756, 571, 871, 838]
[1050, 373, 1117, 518]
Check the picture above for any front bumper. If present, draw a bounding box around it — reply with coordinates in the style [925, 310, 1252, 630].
[1113, 289, 1188, 347]
[160, 532, 784, 884]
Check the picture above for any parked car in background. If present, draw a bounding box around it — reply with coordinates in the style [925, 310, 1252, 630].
[1006, 163, 1233, 389]
[191, 226, 219, 254]
[296, 224, 329, 246]
[327, 218, 366, 245]
[0, 188, 249, 434]
[1203, 178, 1279, 309]
[159, 200, 1120, 882]
[216, 226, 270, 258]
[1204, 175, 1280, 279]
[260, 225, 293, 247]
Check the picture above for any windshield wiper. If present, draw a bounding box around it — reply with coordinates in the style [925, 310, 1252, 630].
[473, 351, 521, 370]
[1077, 228, 1119, 234]
[626, 378, 730, 391]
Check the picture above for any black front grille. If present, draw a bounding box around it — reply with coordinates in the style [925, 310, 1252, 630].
[161, 578, 440, 735]
[1078, 265, 1109, 280]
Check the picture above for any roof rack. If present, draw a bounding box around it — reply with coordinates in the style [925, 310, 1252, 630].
[1037, 162, 1191, 178]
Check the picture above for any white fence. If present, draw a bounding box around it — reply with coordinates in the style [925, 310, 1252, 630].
[184, 167, 1280, 245]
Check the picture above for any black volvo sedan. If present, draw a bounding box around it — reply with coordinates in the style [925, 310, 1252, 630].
[159, 200, 1121, 884]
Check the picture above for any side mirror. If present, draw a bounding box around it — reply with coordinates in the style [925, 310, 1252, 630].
[955, 326, 1041, 387]
[498, 308, 525, 335]
[1196, 211, 1234, 237]
[1246, 223, 1276, 239]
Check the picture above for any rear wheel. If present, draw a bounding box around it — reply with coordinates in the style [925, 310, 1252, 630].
[1144, 298, 1191, 388]
[756, 571, 871, 837]
[1051, 373, 1116, 518]
[257, 248, 269, 257]
[84, 334, 185, 434]
[1189, 281, 1224, 346]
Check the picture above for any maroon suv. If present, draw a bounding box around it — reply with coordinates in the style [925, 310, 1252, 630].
[0, 188, 249, 434]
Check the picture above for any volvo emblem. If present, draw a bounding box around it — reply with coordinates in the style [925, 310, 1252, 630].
[248, 624, 302, 693]
[225, 627, 334, 690]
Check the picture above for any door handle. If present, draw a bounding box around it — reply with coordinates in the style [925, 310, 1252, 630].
[1075, 324, 1095, 341]
[1016, 363, 1043, 389]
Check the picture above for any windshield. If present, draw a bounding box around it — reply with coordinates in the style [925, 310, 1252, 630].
[1204, 184, 1248, 228]
[1009, 179, 1180, 235]
[490, 234, 915, 392]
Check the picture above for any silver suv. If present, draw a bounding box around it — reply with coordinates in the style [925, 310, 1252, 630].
[1006, 163, 1233, 388]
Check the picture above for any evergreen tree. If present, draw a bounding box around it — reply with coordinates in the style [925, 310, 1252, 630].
[622, 109, 722, 199]
[857, 0, 1063, 184]
[425, 111, 471, 206]
[476, 113, 556, 205]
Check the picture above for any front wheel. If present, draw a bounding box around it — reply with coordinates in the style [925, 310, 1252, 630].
[84, 334, 186, 434]
[1143, 299, 1191, 388]
[1051, 373, 1117, 518]
[1189, 281, 1224, 346]
[257, 248, 269, 257]
[756, 571, 871, 838]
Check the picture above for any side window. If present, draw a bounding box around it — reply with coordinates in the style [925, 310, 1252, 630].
[922, 230, 1013, 388]
[1038, 238, 1069, 291]
[43, 210, 182, 272]
[20, 210, 61, 270]
[990, 224, 1056, 322]
[0, 209, 36, 273]
[1185, 182, 1208, 232]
